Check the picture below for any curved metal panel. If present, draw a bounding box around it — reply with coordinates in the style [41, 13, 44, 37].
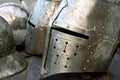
[0, 16, 27, 78]
[25, 0, 61, 55]
[0, 3, 28, 46]
[41, 0, 120, 79]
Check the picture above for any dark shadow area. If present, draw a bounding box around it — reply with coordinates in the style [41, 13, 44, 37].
[42, 73, 110, 80]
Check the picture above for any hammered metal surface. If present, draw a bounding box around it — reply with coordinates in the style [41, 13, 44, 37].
[0, 16, 27, 78]
[41, 0, 120, 78]
[25, 0, 61, 55]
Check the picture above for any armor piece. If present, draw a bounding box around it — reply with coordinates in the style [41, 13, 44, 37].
[0, 3, 28, 30]
[25, 0, 61, 55]
[13, 30, 27, 45]
[0, 16, 27, 78]
[41, 0, 120, 79]
[0, 3, 28, 45]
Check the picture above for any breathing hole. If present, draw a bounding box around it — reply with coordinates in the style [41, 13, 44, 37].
[56, 38, 58, 41]
[67, 58, 70, 60]
[53, 46, 56, 49]
[76, 45, 79, 48]
[54, 62, 56, 64]
[74, 53, 77, 56]
[57, 54, 59, 57]
[66, 42, 68, 44]
[64, 65, 67, 68]
[63, 50, 66, 53]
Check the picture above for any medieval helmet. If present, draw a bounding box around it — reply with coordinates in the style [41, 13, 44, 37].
[0, 3, 28, 45]
[25, 0, 61, 55]
[41, 0, 120, 79]
[0, 16, 27, 78]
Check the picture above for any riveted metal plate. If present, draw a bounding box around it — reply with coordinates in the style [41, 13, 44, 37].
[25, 0, 61, 55]
[41, 0, 120, 79]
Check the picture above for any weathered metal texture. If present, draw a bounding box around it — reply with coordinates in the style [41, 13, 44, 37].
[103, 0, 120, 6]
[0, 3, 28, 46]
[25, 0, 61, 55]
[0, 16, 27, 79]
[41, 0, 120, 79]
[13, 30, 27, 46]
[0, 3, 28, 30]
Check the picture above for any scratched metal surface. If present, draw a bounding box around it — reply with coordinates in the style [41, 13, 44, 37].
[0, 51, 41, 80]
[0, 0, 120, 80]
[0, 49, 119, 80]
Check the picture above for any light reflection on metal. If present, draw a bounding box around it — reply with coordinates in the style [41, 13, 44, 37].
[41, 0, 120, 79]
[25, 0, 61, 55]
[0, 3, 28, 46]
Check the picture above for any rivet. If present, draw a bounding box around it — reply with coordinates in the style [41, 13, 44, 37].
[105, 18, 107, 22]
[88, 45, 91, 48]
[86, 60, 90, 63]
[5, 49, 6, 52]
[83, 67, 87, 70]
[117, 41, 120, 43]
[90, 51, 94, 54]
[102, 26, 105, 29]
[99, 33, 102, 36]
[106, 36, 109, 39]
[93, 26, 96, 29]
[0, 38, 2, 41]
[93, 26, 96, 31]
[108, 9, 111, 13]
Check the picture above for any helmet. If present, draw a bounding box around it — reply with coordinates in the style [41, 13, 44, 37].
[25, 0, 61, 55]
[0, 3, 28, 30]
[13, 30, 26, 46]
[0, 3, 28, 45]
[41, 0, 120, 79]
[0, 16, 27, 78]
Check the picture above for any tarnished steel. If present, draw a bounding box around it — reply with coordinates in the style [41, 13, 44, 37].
[41, 0, 120, 79]
[0, 3, 28, 46]
[0, 3, 28, 30]
[25, 0, 61, 55]
[0, 16, 27, 78]
[13, 30, 27, 45]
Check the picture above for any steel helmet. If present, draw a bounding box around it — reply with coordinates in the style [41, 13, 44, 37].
[0, 16, 27, 78]
[0, 3, 28, 45]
